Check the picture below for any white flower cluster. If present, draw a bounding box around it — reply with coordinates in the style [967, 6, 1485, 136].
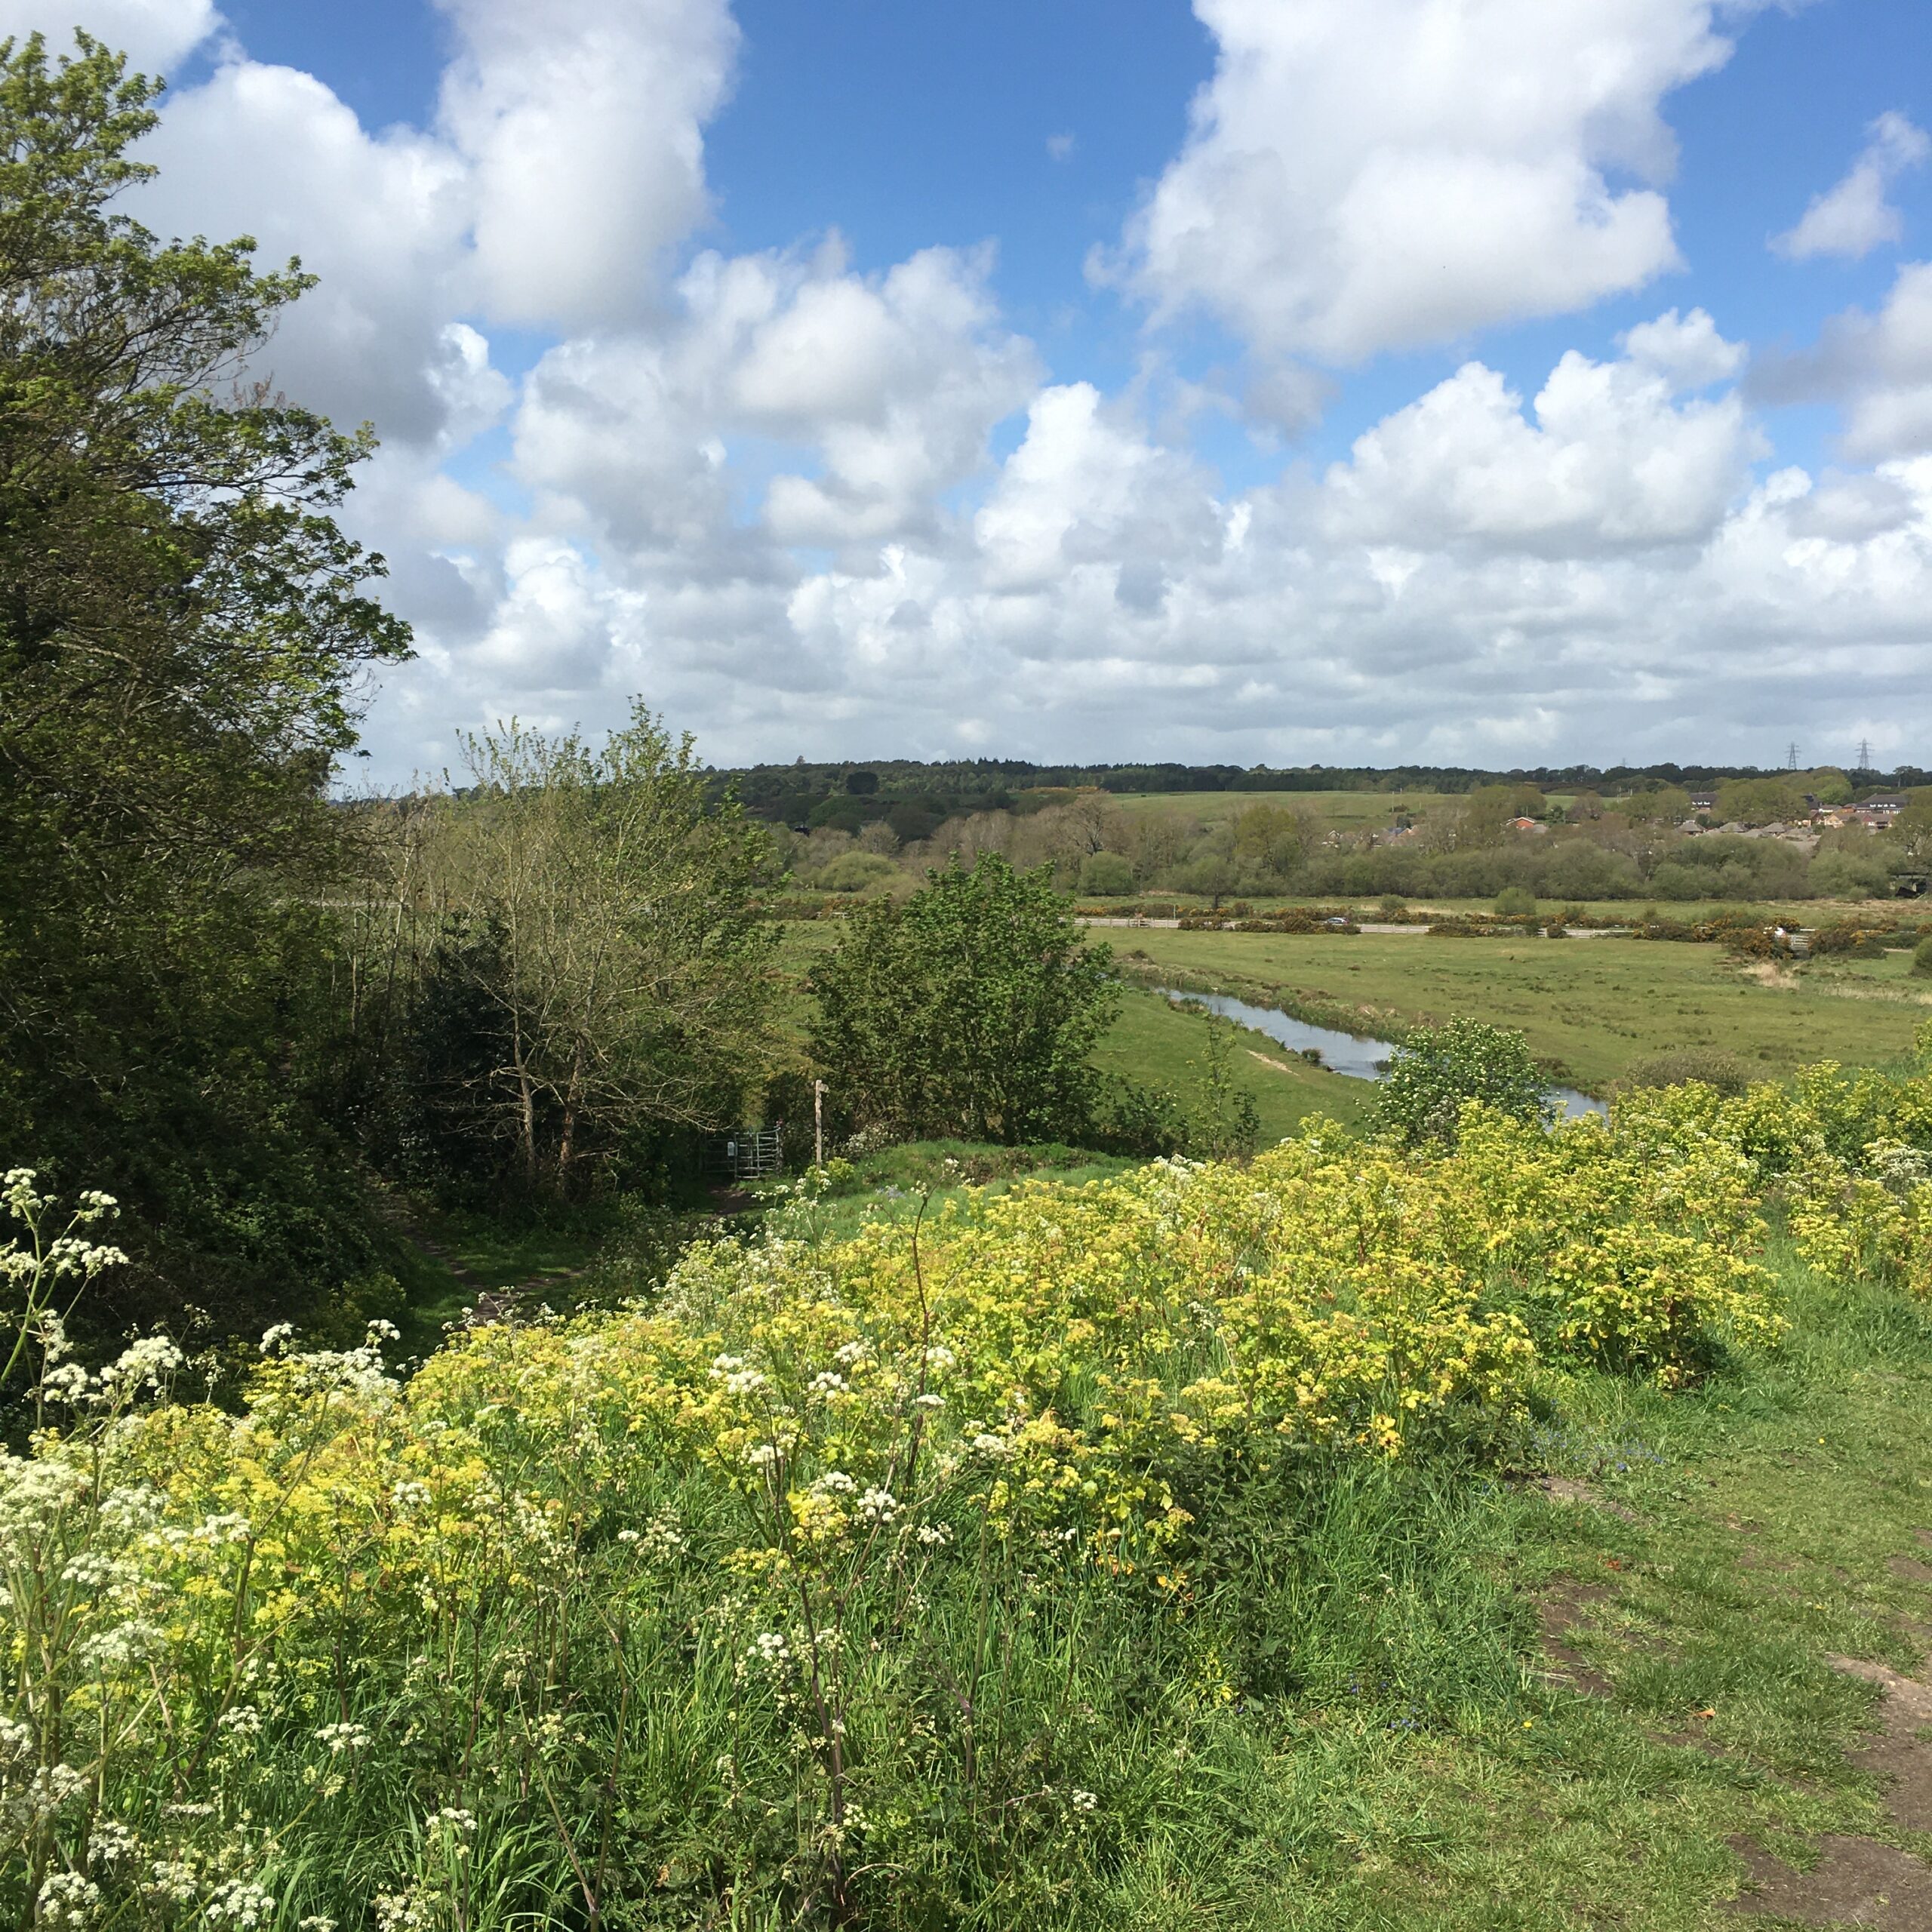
[375, 1893, 431, 1932]
[36, 1870, 100, 1926]
[6, 1761, 89, 1831]
[205, 1879, 275, 1929]
[749, 1632, 792, 1666]
[259, 1325, 399, 1407]
[38, 1335, 181, 1411]
[808, 1370, 849, 1397]
[313, 1722, 371, 1755]
[810, 1470, 857, 1497]
[145, 1860, 200, 1906]
[0, 1457, 88, 1551]
[620, 1513, 685, 1562]
[855, 1487, 899, 1525]
[76, 1620, 162, 1671]
[915, 1522, 954, 1547]
[193, 1514, 253, 1548]
[87, 1820, 139, 1869]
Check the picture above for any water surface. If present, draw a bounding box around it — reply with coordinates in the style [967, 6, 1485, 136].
[1158, 989, 1607, 1121]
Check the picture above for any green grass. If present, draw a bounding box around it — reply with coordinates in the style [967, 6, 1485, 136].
[1096, 983, 1374, 1137]
[386, 1198, 614, 1352]
[1152, 1247, 1932, 1929]
[1109, 928, 1930, 1094]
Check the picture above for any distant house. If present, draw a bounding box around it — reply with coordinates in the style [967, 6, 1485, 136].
[1863, 794, 1908, 817]
[1509, 816, 1548, 835]
[1688, 792, 1716, 812]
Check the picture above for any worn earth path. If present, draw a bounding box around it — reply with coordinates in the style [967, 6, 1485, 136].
[1531, 1469, 1932, 1929]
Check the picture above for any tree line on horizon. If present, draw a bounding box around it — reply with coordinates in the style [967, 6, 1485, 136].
[769, 772, 1928, 907]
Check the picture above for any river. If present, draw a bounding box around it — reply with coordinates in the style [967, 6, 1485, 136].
[1158, 989, 1609, 1121]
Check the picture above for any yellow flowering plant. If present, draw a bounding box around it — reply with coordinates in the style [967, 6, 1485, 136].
[1, 1058, 1900, 1925]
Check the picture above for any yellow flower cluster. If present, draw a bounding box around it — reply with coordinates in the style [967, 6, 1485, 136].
[0, 1075, 1866, 1919]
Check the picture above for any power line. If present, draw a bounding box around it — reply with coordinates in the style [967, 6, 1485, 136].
[1857, 737, 1874, 774]
[1786, 741, 1800, 771]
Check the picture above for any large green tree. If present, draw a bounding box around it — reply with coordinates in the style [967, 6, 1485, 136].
[0, 34, 410, 1320]
[809, 854, 1119, 1145]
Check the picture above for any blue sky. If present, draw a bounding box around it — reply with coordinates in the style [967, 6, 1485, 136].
[9, 0, 1932, 774]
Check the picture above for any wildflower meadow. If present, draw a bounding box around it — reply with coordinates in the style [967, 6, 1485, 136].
[5, 1045, 1932, 1927]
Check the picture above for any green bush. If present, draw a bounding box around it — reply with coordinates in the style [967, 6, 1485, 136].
[808, 855, 1119, 1143]
[1494, 885, 1537, 918]
[1374, 1017, 1551, 1146]
[1617, 1049, 1755, 1098]
[818, 851, 900, 893]
[1077, 851, 1135, 897]
[1913, 934, 1932, 979]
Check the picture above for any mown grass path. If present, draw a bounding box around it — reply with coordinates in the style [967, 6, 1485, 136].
[1210, 1256, 1932, 1930]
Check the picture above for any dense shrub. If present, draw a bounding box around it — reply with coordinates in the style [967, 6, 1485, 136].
[1374, 1018, 1551, 1146]
[53, 1031, 1932, 1921]
[818, 850, 900, 893]
[24, 1049, 1932, 1924]
[1077, 851, 1134, 896]
[809, 856, 1118, 1144]
[1915, 934, 1932, 978]
[1618, 1049, 1755, 1097]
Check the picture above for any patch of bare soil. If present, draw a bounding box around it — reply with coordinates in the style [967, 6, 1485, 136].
[1829, 1656, 1932, 1834]
[1536, 1582, 1617, 1700]
[1729, 1651, 1932, 1921]
[1537, 1474, 1639, 1522]
[1727, 1834, 1932, 1926]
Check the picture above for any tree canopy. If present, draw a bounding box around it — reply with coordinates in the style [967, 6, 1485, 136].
[808, 855, 1119, 1145]
[0, 32, 410, 1321]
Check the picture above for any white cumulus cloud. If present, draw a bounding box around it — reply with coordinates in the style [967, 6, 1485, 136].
[1757, 260, 1932, 462]
[1321, 323, 1761, 553]
[1110, 0, 1740, 365]
[434, 0, 739, 330]
[0, 0, 218, 72]
[1774, 112, 1929, 263]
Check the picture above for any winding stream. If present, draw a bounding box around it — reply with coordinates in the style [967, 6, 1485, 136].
[1157, 988, 1609, 1121]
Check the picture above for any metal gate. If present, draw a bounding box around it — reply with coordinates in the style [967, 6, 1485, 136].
[717, 1124, 784, 1182]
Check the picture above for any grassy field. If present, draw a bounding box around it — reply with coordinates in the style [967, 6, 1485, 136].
[1097, 983, 1375, 1136]
[1079, 892, 1908, 924]
[1109, 787, 1455, 832]
[1110, 927, 1930, 1094]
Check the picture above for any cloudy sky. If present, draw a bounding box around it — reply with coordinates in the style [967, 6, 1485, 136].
[12, 0, 1932, 777]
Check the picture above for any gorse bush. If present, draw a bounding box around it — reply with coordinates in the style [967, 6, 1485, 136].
[0, 1057, 1874, 1929]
